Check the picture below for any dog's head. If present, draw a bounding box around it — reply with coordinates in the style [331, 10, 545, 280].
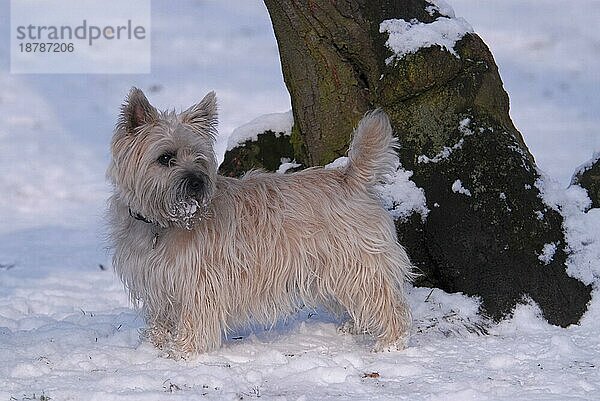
[108, 87, 218, 229]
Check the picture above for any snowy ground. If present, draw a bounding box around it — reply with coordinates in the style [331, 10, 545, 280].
[1, 0, 599, 400]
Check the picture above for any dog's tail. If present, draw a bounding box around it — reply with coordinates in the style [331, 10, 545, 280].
[345, 109, 398, 186]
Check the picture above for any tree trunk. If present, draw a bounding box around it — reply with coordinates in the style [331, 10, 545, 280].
[264, 0, 591, 326]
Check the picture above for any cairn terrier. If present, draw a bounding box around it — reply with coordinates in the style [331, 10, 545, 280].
[107, 87, 414, 356]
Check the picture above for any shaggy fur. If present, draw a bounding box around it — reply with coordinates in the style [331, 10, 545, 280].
[107, 88, 414, 356]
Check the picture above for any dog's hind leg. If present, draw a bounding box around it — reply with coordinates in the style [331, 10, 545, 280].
[332, 259, 412, 351]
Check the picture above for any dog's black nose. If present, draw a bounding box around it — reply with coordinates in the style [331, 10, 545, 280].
[186, 175, 205, 194]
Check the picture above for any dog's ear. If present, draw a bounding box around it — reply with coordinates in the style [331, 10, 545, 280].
[117, 87, 158, 135]
[180, 91, 218, 139]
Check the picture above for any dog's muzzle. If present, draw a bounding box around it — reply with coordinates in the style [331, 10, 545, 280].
[184, 173, 206, 198]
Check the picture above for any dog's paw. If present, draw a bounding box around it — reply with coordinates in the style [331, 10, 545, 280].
[164, 346, 190, 360]
[141, 326, 173, 350]
[373, 335, 409, 352]
[337, 320, 357, 335]
[337, 320, 368, 335]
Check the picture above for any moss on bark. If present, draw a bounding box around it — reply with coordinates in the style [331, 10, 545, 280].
[219, 130, 294, 177]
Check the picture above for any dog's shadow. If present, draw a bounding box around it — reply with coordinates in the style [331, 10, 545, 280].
[223, 307, 345, 346]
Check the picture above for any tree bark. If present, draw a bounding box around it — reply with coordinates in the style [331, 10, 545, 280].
[219, 130, 295, 177]
[264, 0, 591, 326]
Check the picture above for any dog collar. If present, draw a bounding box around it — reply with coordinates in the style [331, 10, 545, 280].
[128, 207, 153, 224]
[128, 206, 160, 249]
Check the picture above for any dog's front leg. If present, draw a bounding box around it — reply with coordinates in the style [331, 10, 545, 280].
[141, 305, 177, 350]
[169, 303, 224, 356]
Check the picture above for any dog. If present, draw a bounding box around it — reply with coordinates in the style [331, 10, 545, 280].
[107, 87, 414, 356]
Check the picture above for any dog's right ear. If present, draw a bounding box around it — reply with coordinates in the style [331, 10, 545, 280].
[117, 87, 158, 135]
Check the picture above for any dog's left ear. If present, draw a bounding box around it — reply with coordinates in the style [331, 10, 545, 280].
[181, 91, 218, 139]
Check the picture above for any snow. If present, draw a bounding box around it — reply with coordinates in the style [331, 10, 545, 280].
[2, 0, 600, 400]
[417, 138, 464, 164]
[417, 117, 474, 164]
[276, 158, 302, 174]
[458, 116, 473, 134]
[572, 151, 600, 184]
[172, 198, 200, 230]
[227, 110, 293, 151]
[451, 179, 472, 196]
[535, 174, 600, 285]
[324, 156, 349, 170]
[377, 167, 429, 221]
[325, 157, 429, 221]
[380, 15, 473, 63]
[538, 242, 557, 265]
[425, 0, 456, 18]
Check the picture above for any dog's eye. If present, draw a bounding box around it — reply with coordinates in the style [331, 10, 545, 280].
[157, 153, 175, 166]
